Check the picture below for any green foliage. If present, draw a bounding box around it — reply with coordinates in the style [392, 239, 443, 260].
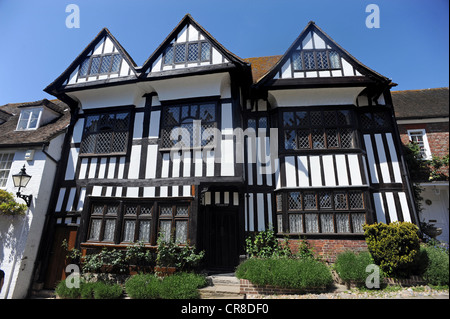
[236, 257, 333, 290]
[334, 251, 383, 287]
[125, 273, 207, 299]
[125, 241, 155, 270]
[82, 248, 128, 274]
[421, 245, 449, 286]
[363, 222, 420, 277]
[55, 279, 122, 299]
[156, 235, 205, 271]
[0, 189, 27, 216]
[245, 229, 292, 258]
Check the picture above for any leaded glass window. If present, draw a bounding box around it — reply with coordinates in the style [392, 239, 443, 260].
[80, 111, 131, 155]
[161, 102, 217, 149]
[290, 50, 341, 72]
[0, 153, 14, 187]
[277, 190, 366, 234]
[163, 41, 212, 65]
[282, 109, 356, 150]
[78, 53, 122, 77]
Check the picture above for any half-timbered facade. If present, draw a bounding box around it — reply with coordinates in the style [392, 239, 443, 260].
[36, 14, 418, 287]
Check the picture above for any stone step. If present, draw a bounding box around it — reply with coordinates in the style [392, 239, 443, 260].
[200, 273, 243, 299]
[29, 289, 56, 299]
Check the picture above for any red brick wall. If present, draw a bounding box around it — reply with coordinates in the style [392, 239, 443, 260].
[285, 238, 368, 263]
[398, 122, 449, 178]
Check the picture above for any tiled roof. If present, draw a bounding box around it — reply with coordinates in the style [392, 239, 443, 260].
[0, 99, 70, 148]
[243, 55, 282, 84]
[392, 87, 449, 120]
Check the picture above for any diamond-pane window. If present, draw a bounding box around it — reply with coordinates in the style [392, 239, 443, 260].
[284, 130, 296, 150]
[349, 192, 364, 209]
[310, 112, 322, 126]
[79, 58, 90, 77]
[81, 112, 130, 155]
[334, 193, 347, 210]
[352, 214, 366, 233]
[326, 129, 339, 148]
[304, 52, 315, 69]
[188, 43, 199, 62]
[305, 214, 319, 233]
[319, 193, 332, 209]
[288, 192, 302, 210]
[100, 55, 112, 73]
[126, 206, 137, 215]
[175, 44, 186, 63]
[312, 129, 325, 149]
[201, 42, 211, 61]
[111, 54, 122, 72]
[160, 206, 172, 216]
[139, 220, 151, 242]
[336, 214, 350, 233]
[176, 206, 189, 216]
[295, 112, 309, 126]
[276, 194, 283, 212]
[329, 51, 340, 68]
[283, 112, 295, 127]
[297, 130, 310, 149]
[317, 51, 329, 69]
[90, 56, 101, 74]
[292, 52, 302, 70]
[164, 46, 174, 64]
[320, 214, 334, 233]
[304, 193, 317, 210]
[340, 129, 354, 148]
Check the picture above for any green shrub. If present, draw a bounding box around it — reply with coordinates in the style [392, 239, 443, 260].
[364, 221, 420, 277]
[236, 257, 333, 290]
[156, 236, 205, 271]
[335, 251, 383, 287]
[56, 279, 123, 299]
[125, 274, 161, 299]
[0, 189, 27, 216]
[245, 229, 292, 258]
[422, 245, 449, 286]
[159, 273, 208, 299]
[125, 272, 207, 299]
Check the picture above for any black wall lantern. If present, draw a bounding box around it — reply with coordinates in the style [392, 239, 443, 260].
[12, 165, 32, 207]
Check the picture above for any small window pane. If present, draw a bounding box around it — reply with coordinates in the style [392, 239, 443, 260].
[352, 213, 366, 233]
[111, 54, 122, 72]
[176, 206, 189, 216]
[188, 43, 199, 62]
[304, 193, 317, 210]
[289, 214, 303, 233]
[319, 192, 332, 209]
[292, 52, 302, 70]
[295, 111, 309, 126]
[123, 220, 136, 242]
[159, 220, 172, 242]
[199, 104, 215, 121]
[277, 214, 283, 233]
[288, 192, 302, 210]
[305, 214, 319, 233]
[336, 214, 350, 233]
[139, 220, 151, 242]
[160, 206, 172, 216]
[334, 193, 347, 210]
[303, 52, 315, 70]
[90, 56, 101, 75]
[316, 51, 329, 69]
[312, 129, 325, 149]
[201, 42, 211, 61]
[164, 46, 174, 64]
[103, 219, 116, 241]
[320, 214, 334, 233]
[283, 112, 295, 127]
[89, 219, 101, 240]
[284, 130, 296, 150]
[175, 221, 188, 244]
[79, 58, 90, 76]
[329, 51, 340, 69]
[175, 44, 186, 63]
[100, 55, 112, 73]
[276, 194, 283, 212]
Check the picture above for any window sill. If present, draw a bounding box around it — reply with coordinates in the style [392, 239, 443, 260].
[78, 152, 128, 158]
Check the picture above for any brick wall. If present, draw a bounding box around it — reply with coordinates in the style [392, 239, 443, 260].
[285, 238, 368, 263]
[239, 279, 327, 295]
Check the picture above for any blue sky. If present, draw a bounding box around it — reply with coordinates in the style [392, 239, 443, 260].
[0, 0, 448, 105]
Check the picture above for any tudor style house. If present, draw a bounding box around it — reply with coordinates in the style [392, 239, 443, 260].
[392, 87, 449, 243]
[0, 99, 69, 298]
[34, 14, 418, 288]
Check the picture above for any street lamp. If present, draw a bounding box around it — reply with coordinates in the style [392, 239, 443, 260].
[12, 165, 32, 207]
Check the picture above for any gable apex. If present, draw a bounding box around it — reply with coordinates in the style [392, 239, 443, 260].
[139, 14, 248, 76]
[256, 22, 392, 86]
[45, 28, 138, 96]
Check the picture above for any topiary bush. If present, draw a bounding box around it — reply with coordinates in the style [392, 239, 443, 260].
[235, 257, 333, 290]
[363, 221, 420, 277]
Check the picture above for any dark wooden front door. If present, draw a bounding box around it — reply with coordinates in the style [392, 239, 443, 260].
[44, 225, 78, 289]
[200, 207, 239, 269]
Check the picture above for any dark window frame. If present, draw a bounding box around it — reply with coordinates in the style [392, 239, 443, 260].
[291, 49, 341, 72]
[275, 189, 367, 235]
[79, 110, 132, 156]
[78, 53, 122, 78]
[159, 101, 219, 151]
[163, 41, 212, 66]
[85, 198, 192, 246]
[281, 108, 357, 152]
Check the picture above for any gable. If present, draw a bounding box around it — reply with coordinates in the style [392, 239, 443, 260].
[257, 22, 390, 85]
[45, 28, 137, 96]
[65, 34, 136, 85]
[141, 14, 247, 76]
